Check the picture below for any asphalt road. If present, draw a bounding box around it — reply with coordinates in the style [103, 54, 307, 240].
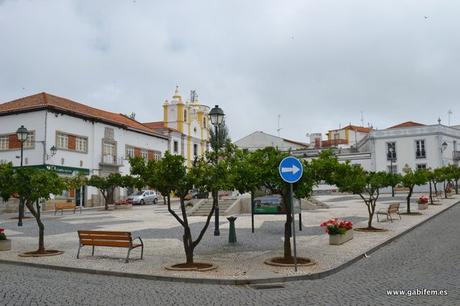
[1, 204, 459, 306]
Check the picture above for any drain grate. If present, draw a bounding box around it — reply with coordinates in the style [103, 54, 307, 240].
[249, 284, 285, 290]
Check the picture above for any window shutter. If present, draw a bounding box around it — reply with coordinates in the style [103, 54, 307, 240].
[8, 134, 21, 149]
[68, 135, 76, 150]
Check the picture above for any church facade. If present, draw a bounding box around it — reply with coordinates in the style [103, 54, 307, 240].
[143, 87, 211, 167]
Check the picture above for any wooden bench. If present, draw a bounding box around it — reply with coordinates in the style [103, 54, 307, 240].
[55, 202, 76, 215]
[376, 203, 401, 223]
[77, 230, 144, 263]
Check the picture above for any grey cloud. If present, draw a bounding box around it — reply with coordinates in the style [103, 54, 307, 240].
[1, 0, 459, 142]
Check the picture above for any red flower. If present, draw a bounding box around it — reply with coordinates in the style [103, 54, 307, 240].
[0, 228, 4, 233]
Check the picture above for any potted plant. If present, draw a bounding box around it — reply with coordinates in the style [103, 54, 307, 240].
[417, 195, 429, 210]
[0, 228, 11, 251]
[320, 218, 353, 245]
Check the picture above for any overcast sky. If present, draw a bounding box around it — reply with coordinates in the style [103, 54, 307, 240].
[1, 0, 459, 142]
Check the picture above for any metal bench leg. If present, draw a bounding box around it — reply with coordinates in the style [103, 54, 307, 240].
[92, 245, 95, 256]
[141, 245, 144, 260]
[126, 248, 132, 263]
[77, 244, 82, 259]
[389, 214, 393, 223]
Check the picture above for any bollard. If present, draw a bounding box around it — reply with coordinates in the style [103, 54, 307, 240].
[227, 216, 237, 244]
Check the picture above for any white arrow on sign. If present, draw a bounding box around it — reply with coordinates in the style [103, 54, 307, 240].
[281, 165, 300, 175]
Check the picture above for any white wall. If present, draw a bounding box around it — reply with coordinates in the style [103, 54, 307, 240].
[0, 110, 47, 166]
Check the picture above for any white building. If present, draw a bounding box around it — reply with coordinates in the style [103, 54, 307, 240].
[356, 121, 460, 173]
[234, 131, 309, 151]
[0, 92, 169, 208]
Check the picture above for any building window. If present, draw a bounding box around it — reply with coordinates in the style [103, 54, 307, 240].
[416, 164, 427, 170]
[184, 110, 187, 122]
[57, 132, 68, 149]
[140, 149, 148, 160]
[103, 142, 115, 157]
[104, 127, 114, 139]
[387, 165, 397, 173]
[193, 144, 198, 156]
[173, 141, 178, 153]
[387, 142, 396, 160]
[125, 146, 135, 158]
[75, 137, 88, 153]
[154, 151, 162, 160]
[0, 136, 8, 151]
[415, 140, 426, 159]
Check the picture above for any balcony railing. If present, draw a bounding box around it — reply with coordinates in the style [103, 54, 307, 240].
[100, 155, 124, 166]
[453, 151, 460, 161]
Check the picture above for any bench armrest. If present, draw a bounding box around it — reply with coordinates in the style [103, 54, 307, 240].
[133, 236, 143, 245]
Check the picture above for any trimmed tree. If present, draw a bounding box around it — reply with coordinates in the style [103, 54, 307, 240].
[87, 173, 127, 210]
[401, 168, 428, 213]
[155, 151, 225, 266]
[0, 163, 66, 254]
[333, 163, 391, 229]
[249, 147, 315, 262]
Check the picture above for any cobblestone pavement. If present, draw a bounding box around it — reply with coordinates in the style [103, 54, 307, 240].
[1, 202, 459, 305]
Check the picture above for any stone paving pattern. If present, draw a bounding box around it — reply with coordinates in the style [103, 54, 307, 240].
[0, 194, 458, 280]
[0, 202, 459, 305]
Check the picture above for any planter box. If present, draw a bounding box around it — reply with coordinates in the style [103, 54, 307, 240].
[329, 230, 353, 245]
[418, 203, 428, 210]
[0, 239, 11, 251]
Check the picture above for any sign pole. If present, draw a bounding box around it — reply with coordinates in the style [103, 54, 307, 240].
[290, 183, 298, 272]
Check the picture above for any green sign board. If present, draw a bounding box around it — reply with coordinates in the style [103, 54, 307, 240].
[253, 195, 301, 214]
[15, 164, 90, 176]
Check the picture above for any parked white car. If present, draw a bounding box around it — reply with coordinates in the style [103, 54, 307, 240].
[127, 190, 158, 205]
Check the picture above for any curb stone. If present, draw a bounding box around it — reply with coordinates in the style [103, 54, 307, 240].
[0, 200, 458, 285]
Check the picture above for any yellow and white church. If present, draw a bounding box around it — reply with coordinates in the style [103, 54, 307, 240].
[143, 86, 210, 167]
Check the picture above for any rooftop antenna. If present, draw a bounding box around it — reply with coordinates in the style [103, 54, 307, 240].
[277, 114, 282, 137]
[190, 90, 197, 103]
[448, 110, 453, 126]
[360, 111, 364, 127]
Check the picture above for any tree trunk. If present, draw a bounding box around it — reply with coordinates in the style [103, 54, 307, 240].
[283, 192, 292, 260]
[25, 200, 46, 253]
[406, 187, 413, 213]
[444, 181, 447, 198]
[433, 180, 438, 195]
[429, 181, 433, 204]
[179, 198, 194, 265]
[456, 179, 459, 195]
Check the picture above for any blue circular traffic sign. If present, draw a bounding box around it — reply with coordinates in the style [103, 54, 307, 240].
[279, 156, 303, 184]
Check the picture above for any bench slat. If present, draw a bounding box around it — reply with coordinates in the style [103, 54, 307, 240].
[79, 234, 131, 241]
[80, 240, 131, 247]
[78, 230, 132, 236]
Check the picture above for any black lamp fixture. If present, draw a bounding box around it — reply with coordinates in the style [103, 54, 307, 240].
[441, 141, 448, 152]
[209, 105, 225, 126]
[16, 125, 29, 144]
[49, 145, 57, 157]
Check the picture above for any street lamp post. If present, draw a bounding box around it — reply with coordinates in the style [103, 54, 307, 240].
[441, 141, 448, 198]
[16, 125, 29, 227]
[209, 105, 225, 236]
[389, 147, 395, 197]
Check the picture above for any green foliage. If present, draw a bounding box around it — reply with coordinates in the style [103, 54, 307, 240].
[401, 168, 428, 188]
[209, 124, 230, 151]
[310, 150, 341, 185]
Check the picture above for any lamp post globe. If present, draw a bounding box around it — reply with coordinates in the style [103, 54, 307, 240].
[16, 125, 29, 143]
[209, 105, 225, 126]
